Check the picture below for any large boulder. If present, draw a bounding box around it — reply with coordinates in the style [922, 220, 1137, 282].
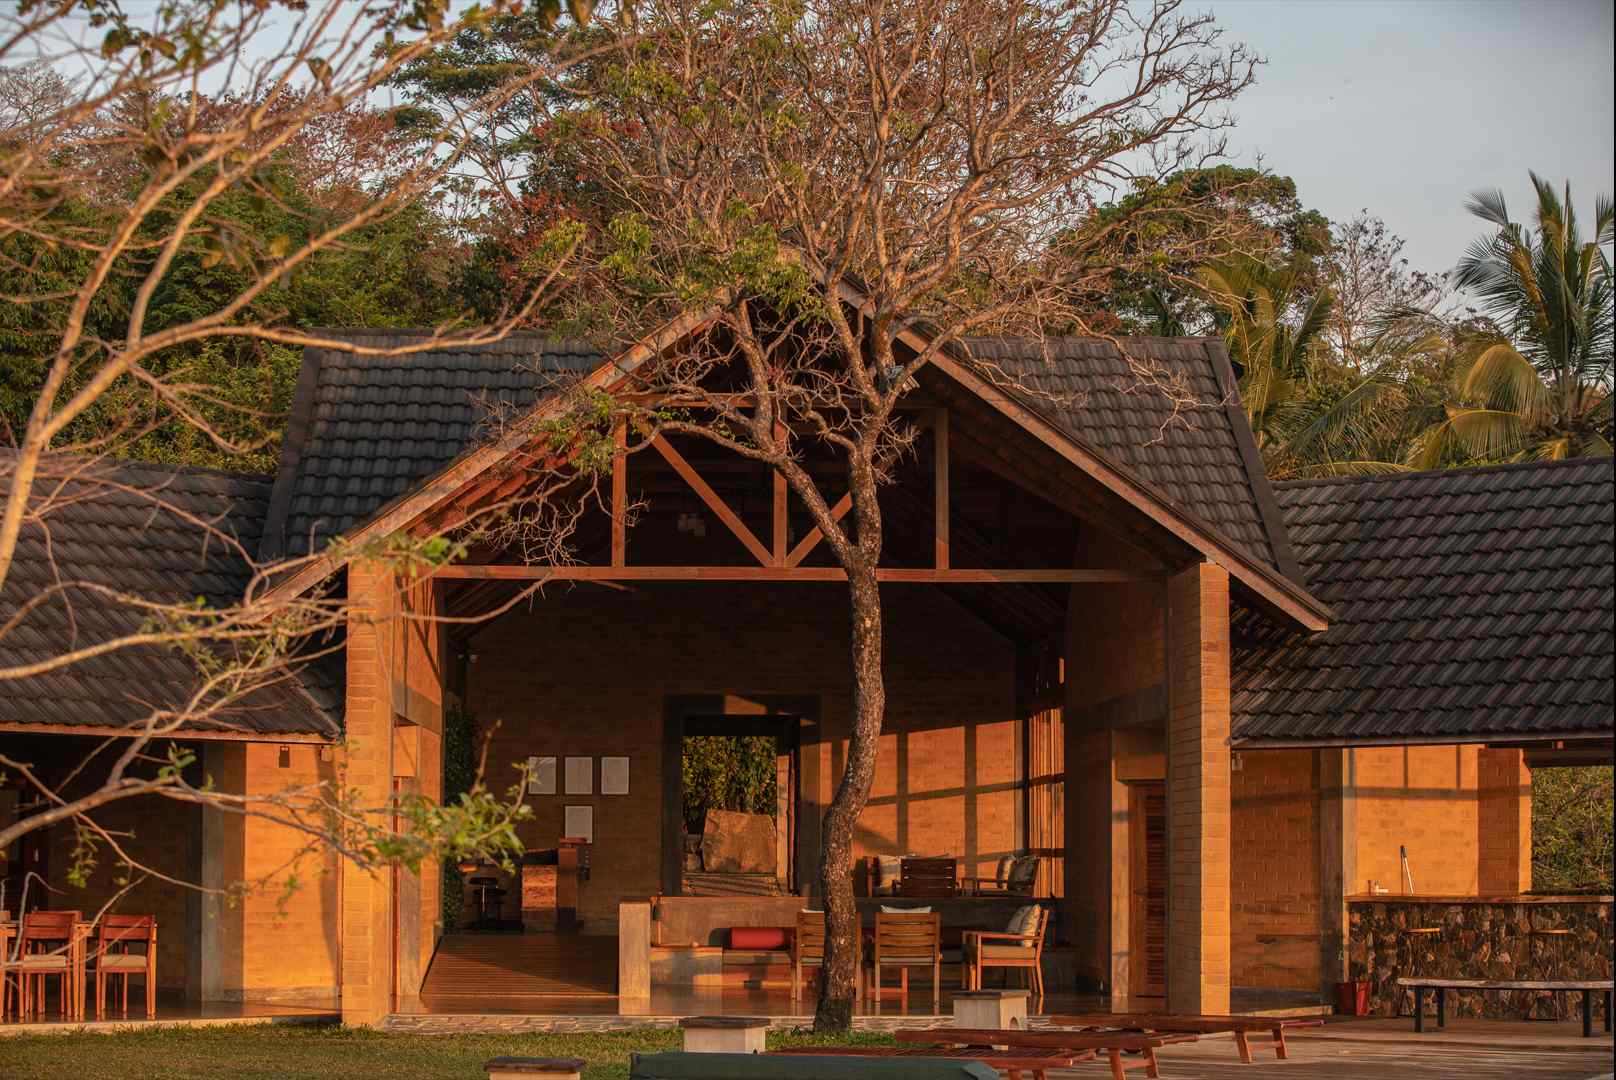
[700, 810, 777, 874]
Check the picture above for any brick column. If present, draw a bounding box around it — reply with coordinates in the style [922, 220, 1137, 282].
[1477, 748, 1532, 894]
[1166, 563, 1231, 1015]
[341, 559, 397, 1025]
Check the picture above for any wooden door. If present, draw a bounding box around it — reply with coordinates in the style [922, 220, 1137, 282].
[1128, 782, 1167, 998]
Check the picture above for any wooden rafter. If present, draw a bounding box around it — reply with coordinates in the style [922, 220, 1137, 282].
[431, 565, 1155, 583]
[611, 420, 627, 567]
[934, 407, 949, 570]
[785, 492, 853, 567]
[649, 435, 773, 566]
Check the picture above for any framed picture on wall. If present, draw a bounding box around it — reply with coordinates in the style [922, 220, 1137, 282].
[564, 804, 594, 843]
[528, 756, 557, 796]
[601, 756, 629, 795]
[564, 756, 593, 795]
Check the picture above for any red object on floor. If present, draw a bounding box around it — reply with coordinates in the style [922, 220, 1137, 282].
[1336, 979, 1370, 1015]
[729, 927, 792, 950]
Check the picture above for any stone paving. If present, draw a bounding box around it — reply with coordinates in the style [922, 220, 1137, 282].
[381, 1011, 962, 1034]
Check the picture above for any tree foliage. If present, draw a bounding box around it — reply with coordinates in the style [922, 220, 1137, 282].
[1532, 767, 1615, 894]
[681, 735, 778, 832]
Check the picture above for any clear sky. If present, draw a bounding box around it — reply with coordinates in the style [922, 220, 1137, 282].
[1206, 0, 1615, 278]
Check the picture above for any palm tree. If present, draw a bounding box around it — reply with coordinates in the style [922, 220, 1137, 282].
[1199, 257, 1403, 476]
[1416, 174, 1613, 465]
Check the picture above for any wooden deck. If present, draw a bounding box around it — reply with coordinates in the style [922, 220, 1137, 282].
[419, 933, 617, 1008]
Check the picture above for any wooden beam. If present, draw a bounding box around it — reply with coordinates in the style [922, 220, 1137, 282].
[431, 565, 1156, 584]
[772, 420, 788, 566]
[611, 419, 627, 567]
[785, 492, 852, 567]
[649, 435, 773, 566]
[934, 407, 949, 570]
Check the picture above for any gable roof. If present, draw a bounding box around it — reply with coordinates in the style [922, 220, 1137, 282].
[261, 331, 604, 559]
[259, 324, 1326, 629]
[0, 453, 340, 739]
[961, 336, 1299, 578]
[1231, 457, 1615, 746]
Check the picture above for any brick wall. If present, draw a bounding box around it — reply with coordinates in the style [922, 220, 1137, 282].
[1165, 562, 1231, 1016]
[1477, 748, 1532, 895]
[1231, 749, 1321, 990]
[1353, 745, 1481, 895]
[464, 581, 1018, 927]
[200, 741, 341, 1005]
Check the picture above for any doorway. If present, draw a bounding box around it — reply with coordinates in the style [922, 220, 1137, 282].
[661, 695, 816, 897]
[1129, 781, 1168, 998]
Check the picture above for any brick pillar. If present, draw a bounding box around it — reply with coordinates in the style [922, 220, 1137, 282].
[341, 559, 397, 1025]
[1166, 563, 1231, 1015]
[1477, 749, 1532, 894]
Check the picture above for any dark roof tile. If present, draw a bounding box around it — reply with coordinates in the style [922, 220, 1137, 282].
[1232, 457, 1614, 744]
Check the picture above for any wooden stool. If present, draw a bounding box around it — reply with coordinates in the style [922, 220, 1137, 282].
[680, 1015, 769, 1053]
[484, 1058, 585, 1080]
[953, 989, 1030, 1030]
[1400, 927, 1442, 1017]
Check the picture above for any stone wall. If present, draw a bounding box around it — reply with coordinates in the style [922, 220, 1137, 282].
[1348, 896, 1614, 1020]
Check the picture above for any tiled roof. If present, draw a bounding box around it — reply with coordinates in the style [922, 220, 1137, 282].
[262, 333, 603, 558]
[0, 453, 339, 737]
[1232, 457, 1615, 744]
[961, 336, 1295, 575]
[264, 332, 1296, 580]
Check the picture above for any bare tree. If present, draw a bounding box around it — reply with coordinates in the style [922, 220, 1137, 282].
[536, 0, 1259, 1030]
[0, 0, 616, 943]
[1325, 211, 1448, 368]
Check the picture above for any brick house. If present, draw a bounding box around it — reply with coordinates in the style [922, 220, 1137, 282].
[2, 321, 1611, 1025]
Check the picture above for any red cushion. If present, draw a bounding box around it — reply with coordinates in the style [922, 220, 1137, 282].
[730, 926, 791, 951]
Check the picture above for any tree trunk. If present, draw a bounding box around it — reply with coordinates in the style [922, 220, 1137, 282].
[813, 559, 885, 1032]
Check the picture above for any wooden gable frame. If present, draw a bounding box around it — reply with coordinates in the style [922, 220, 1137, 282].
[259, 286, 1330, 633]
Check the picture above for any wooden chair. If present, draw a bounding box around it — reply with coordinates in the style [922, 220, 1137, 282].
[92, 914, 157, 1019]
[788, 911, 827, 1002]
[964, 905, 1048, 1001]
[7, 910, 85, 1021]
[898, 856, 958, 898]
[962, 854, 1039, 897]
[869, 910, 942, 1010]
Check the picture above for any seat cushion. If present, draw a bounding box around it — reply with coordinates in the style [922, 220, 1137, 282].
[980, 943, 1036, 960]
[729, 926, 791, 951]
[96, 953, 150, 970]
[1006, 904, 1040, 936]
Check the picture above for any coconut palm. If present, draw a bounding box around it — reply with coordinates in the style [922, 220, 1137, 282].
[1416, 174, 1614, 464]
[1199, 257, 1403, 476]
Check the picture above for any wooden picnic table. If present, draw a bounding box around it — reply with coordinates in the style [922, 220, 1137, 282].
[776, 1044, 1089, 1080]
[1396, 977, 1614, 1038]
[1050, 1011, 1324, 1063]
[894, 1025, 1196, 1080]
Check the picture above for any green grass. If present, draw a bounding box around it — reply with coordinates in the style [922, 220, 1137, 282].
[0, 1022, 901, 1080]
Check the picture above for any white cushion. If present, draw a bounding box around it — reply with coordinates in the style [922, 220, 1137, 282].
[881, 904, 931, 914]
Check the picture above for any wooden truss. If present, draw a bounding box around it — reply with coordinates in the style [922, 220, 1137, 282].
[436, 407, 1158, 586]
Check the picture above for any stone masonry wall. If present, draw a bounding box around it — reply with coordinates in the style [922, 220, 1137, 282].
[1349, 897, 1614, 1020]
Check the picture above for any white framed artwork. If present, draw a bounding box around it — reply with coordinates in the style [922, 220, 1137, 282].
[564, 804, 595, 843]
[601, 756, 630, 795]
[564, 756, 593, 795]
[528, 756, 557, 796]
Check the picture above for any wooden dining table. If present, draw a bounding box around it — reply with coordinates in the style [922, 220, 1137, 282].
[1, 917, 92, 1021]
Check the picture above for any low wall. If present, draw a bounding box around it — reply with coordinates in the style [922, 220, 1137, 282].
[1348, 895, 1613, 1020]
[652, 895, 1054, 948]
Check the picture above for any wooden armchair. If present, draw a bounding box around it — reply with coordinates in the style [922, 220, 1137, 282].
[92, 914, 157, 1019]
[964, 905, 1048, 1000]
[869, 910, 942, 1009]
[962, 854, 1039, 897]
[898, 856, 958, 898]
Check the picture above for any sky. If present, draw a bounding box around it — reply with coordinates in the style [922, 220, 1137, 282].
[1206, 0, 1615, 278]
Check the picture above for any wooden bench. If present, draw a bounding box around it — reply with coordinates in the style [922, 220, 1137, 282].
[778, 1045, 1089, 1080]
[892, 1026, 1197, 1080]
[1051, 1012, 1324, 1064]
[1396, 977, 1614, 1037]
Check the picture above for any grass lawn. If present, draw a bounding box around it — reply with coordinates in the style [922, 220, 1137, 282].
[0, 1023, 901, 1080]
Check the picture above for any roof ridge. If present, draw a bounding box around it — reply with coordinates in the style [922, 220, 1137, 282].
[0, 448, 275, 487]
[302, 327, 604, 352]
[1274, 456, 1612, 491]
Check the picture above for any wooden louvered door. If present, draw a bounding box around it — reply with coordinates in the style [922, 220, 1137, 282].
[1129, 782, 1167, 998]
